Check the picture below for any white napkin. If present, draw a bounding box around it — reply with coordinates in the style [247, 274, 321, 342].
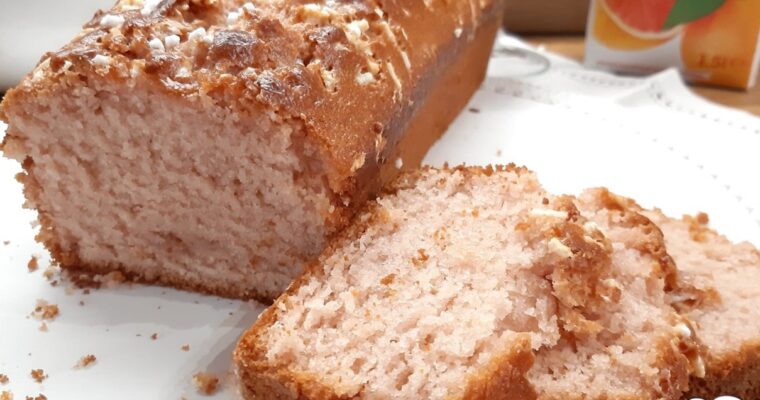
[425, 34, 760, 246]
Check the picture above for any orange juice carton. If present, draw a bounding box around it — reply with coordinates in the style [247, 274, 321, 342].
[585, 0, 760, 89]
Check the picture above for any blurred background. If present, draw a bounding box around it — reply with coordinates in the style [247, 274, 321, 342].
[0, 0, 757, 113]
[0, 0, 112, 89]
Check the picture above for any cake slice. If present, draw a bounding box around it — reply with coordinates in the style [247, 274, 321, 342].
[642, 208, 760, 399]
[234, 166, 615, 399]
[528, 188, 703, 400]
[0, 0, 502, 300]
[236, 172, 704, 400]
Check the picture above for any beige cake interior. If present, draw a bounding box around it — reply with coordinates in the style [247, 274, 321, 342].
[251, 167, 612, 399]
[2, 75, 332, 300]
[528, 189, 699, 400]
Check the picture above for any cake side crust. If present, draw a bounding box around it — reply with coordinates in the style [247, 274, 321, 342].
[458, 335, 537, 400]
[686, 339, 760, 399]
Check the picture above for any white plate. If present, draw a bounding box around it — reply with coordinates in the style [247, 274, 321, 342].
[0, 0, 113, 89]
[1, 36, 759, 399]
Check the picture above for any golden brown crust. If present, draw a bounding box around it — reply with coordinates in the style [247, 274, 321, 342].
[538, 393, 643, 400]
[458, 335, 537, 400]
[687, 340, 760, 399]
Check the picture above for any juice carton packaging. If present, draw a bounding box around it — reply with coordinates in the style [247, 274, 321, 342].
[585, 0, 760, 89]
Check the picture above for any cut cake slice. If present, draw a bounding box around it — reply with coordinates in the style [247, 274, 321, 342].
[235, 171, 705, 400]
[234, 166, 614, 399]
[642, 208, 760, 399]
[528, 188, 703, 400]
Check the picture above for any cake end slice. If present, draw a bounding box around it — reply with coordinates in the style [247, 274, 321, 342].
[528, 188, 702, 400]
[643, 209, 760, 399]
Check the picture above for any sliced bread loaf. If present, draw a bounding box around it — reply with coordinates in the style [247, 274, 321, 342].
[234, 166, 613, 399]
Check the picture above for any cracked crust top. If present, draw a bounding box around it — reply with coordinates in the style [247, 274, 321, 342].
[1, 0, 501, 209]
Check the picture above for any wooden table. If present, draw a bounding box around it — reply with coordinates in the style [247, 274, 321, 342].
[524, 35, 760, 116]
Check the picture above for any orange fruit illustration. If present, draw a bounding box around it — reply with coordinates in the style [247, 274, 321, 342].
[681, 0, 760, 88]
[604, 0, 678, 35]
[593, 0, 680, 50]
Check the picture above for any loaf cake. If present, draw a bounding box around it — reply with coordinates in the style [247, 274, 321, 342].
[642, 208, 760, 399]
[234, 166, 699, 399]
[527, 188, 703, 400]
[0, 0, 502, 301]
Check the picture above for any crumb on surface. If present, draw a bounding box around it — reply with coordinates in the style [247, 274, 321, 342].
[0, 374, 8, 384]
[192, 372, 219, 395]
[38, 323, 48, 332]
[181, 345, 190, 352]
[75, 355, 97, 369]
[150, 333, 158, 340]
[79, 301, 85, 306]
[25, 395, 46, 400]
[468, 107, 480, 113]
[1, 390, 11, 400]
[496, 149, 502, 157]
[41, 266, 57, 280]
[2, 241, 9, 246]
[31, 300, 59, 320]
[27, 257, 38, 272]
[30, 369, 46, 383]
